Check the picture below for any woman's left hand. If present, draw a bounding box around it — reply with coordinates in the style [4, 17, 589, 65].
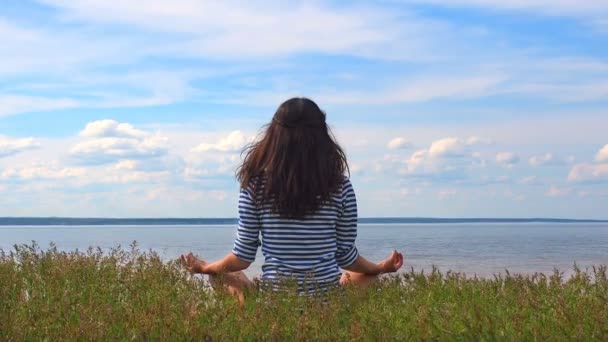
[180, 252, 207, 274]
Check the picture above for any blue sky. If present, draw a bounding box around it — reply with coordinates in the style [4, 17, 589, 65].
[0, 0, 607, 218]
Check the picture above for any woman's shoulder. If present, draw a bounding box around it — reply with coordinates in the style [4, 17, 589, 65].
[241, 175, 266, 198]
[340, 176, 355, 195]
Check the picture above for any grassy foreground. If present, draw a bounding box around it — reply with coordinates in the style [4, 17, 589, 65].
[1, 243, 607, 340]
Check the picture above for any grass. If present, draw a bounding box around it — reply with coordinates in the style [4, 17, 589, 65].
[1, 242, 607, 340]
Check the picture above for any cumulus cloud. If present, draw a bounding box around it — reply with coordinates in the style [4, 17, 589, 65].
[568, 163, 608, 182]
[387, 137, 411, 150]
[427, 136, 484, 158]
[183, 152, 240, 181]
[71, 120, 168, 164]
[495, 152, 519, 167]
[192, 130, 249, 153]
[564, 144, 608, 183]
[401, 149, 429, 174]
[0, 137, 40, 157]
[466, 136, 490, 145]
[428, 138, 465, 158]
[398, 136, 487, 177]
[79, 119, 148, 138]
[596, 144, 608, 162]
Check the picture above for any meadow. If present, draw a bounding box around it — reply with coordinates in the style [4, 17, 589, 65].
[1, 242, 606, 340]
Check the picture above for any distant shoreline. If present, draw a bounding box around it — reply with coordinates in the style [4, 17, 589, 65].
[0, 217, 606, 226]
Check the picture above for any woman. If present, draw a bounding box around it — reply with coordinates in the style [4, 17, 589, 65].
[181, 97, 403, 299]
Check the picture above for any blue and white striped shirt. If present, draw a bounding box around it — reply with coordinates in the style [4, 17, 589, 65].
[232, 177, 359, 293]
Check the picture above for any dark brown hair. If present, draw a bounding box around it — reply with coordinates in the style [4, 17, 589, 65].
[237, 97, 349, 219]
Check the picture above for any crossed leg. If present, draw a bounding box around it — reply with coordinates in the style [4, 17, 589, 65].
[183, 255, 377, 303]
[180, 253, 254, 306]
[207, 269, 377, 302]
[208, 271, 254, 305]
[339, 271, 378, 288]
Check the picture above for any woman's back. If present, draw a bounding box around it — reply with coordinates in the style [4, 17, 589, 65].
[181, 97, 403, 301]
[232, 177, 359, 293]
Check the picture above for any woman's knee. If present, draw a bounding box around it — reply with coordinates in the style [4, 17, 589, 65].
[340, 271, 377, 288]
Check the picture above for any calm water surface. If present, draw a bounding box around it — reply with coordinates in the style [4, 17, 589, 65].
[1, 223, 607, 278]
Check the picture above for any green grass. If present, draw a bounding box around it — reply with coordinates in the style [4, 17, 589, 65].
[1, 242, 607, 340]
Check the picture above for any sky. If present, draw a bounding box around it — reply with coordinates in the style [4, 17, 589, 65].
[0, 0, 607, 219]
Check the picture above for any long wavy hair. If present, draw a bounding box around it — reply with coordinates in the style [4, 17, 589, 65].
[237, 97, 349, 219]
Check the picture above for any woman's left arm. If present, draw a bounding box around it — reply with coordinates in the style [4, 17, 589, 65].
[182, 188, 259, 275]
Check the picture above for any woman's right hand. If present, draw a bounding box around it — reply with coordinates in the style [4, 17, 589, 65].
[379, 250, 404, 273]
[180, 252, 207, 274]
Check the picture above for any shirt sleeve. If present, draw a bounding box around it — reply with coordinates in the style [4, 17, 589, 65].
[335, 178, 359, 268]
[231, 188, 260, 263]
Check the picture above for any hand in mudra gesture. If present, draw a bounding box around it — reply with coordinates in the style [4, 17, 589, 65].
[380, 250, 404, 273]
[180, 252, 207, 274]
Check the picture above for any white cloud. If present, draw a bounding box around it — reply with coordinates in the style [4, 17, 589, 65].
[184, 167, 210, 180]
[79, 120, 148, 138]
[496, 152, 519, 167]
[0, 19, 135, 76]
[387, 137, 411, 150]
[38, 0, 399, 59]
[508, 81, 608, 102]
[596, 144, 608, 162]
[529, 153, 554, 167]
[428, 138, 465, 158]
[1, 164, 86, 180]
[71, 120, 168, 164]
[235, 75, 505, 106]
[568, 163, 608, 182]
[350, 163, 364, 176]
[466, 136, 489, 145]
[402, 149, 429, 174]
[397, 136, 488, 177]
[0, 137, 40, 157]
[404, 0, 608, 18]
[99, 169, 170, 184]
[182, 150, 241, 180]
[546, 185, 571, 197]
[0, 95, 79, 117]
[192, 130, 248, 153]
[113, 160, 138, 170]
[426, 136, 484, 158]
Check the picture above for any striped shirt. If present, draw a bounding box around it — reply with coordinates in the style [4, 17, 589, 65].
[232, 177, 359, 293]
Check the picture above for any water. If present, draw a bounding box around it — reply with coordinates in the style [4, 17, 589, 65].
[1, 223, 607, 278]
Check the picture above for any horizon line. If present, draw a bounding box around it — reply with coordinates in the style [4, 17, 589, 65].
[0, 216, 606, 226]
